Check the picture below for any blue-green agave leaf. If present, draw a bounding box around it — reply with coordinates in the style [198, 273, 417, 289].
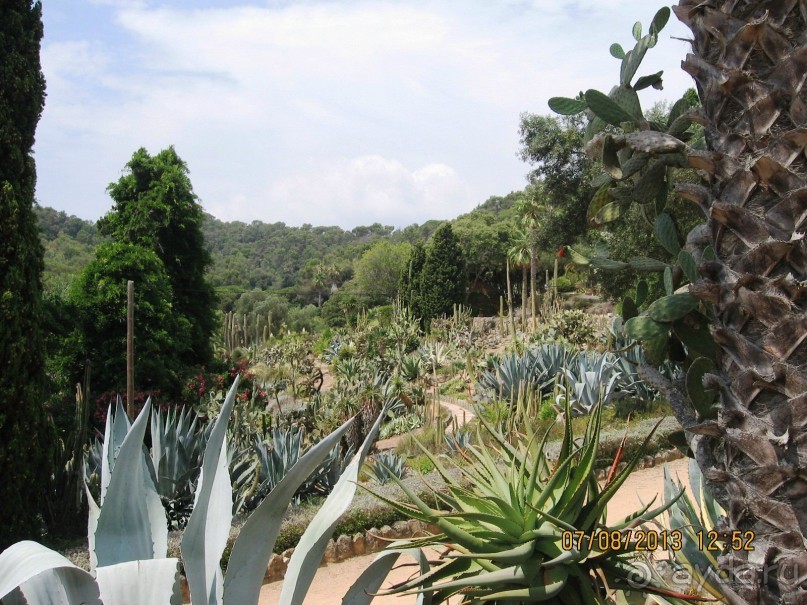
[222, 416, 355, 605]
[279, 405, 389, 605]
[84, 481, 100, 572]
[95, 399, 167, 567]
[95, 558, 182, 605]
[0, 541, 102, 605]
[100, 398, 130, 504]
[182, 376, 240, 605]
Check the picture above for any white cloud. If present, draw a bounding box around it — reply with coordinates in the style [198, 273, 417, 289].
[36, 1, 695, 228]
[245, 155, 472, 228]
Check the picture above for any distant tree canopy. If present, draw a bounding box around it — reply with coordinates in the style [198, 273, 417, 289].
[518, 113, 596, 251]
[99, 147, 216, 364]
[0, 0, 55, 549]
[352, 240, 411, 306]
[402, 224, 466, 327]
[452, 198, 518, 313]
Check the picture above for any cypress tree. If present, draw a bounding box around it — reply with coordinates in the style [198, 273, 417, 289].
[400, 242, 426, 320]
[418, 224, 466, 326]
[0, 1, 54, 549]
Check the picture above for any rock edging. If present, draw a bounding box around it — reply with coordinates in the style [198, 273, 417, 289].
[264, 519, 439, 583]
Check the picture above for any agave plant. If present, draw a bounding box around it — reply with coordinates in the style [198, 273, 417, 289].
[149, 405, 210, 528]
[0, 376, 387, 605]
[361, 400, 698, 604]
[246, 426, 348, 507]
[477, 345, 575, 408]
[660, 459, 736, 602]
[532, 342, 573, 386]
[399, 352, 425, 383]
[475, 350, 541, 404]
[379, 412, 423, 440]
[420, 341, 455, 372]
[248, 427, 305, 507]
[612, 350, 659, 405]
[562, 352, 622, 415]
[363, 451, 407, 485]
[443, 426, 473, 453]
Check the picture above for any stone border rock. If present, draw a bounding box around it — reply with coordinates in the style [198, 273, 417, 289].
[263, 519, 440, 583]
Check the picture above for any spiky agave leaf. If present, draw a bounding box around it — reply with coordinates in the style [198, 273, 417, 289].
[363, 397, 699, 604]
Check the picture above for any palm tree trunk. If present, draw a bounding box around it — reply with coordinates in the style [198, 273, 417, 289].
[674, 3, 807, 602]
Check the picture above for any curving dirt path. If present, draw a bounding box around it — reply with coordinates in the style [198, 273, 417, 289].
[375, 396, 476, 451]
[258, 457, 691, 604]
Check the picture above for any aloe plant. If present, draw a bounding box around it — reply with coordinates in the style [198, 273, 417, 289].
[361, 399, 698, 604]
[0, 376, 388, 605]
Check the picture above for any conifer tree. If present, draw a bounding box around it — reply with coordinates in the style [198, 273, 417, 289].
[99, 147, 216, 365]
[422, 224, 466, 316]
[0, 0, 54, 549]
[400, 242, 426, 318]
[416, 224, 466, 327]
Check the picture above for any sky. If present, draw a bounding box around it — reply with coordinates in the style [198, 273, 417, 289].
[36, 0, 694, 230]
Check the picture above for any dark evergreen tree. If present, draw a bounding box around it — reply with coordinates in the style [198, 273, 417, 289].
[400, 242, 427, 320]
[0, 0, 55, 549]
[99, 147, 216, 364]
[67, 242, 191, 401]
[418, 224, 466, 326]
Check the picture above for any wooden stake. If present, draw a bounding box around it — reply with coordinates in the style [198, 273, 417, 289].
[127, 280, 134, 417]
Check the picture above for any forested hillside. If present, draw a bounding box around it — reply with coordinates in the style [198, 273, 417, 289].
[35, 190, 523, 316]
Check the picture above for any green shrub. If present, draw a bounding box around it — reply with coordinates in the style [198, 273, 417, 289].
[547, 275, 575, 293]
[369, 305, 394, 325]
[545, 309, 598, 348]
[407, 454, 436, 475]
[538, 398, 557, 421]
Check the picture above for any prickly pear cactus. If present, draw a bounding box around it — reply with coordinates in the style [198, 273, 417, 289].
[548, 7, 716, 420]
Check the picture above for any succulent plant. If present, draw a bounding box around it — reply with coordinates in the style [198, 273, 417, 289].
[562, 352, 622, 414]
[475, 350, 542, 404]
[362, 399, 697, 604]
[246, 425, 353, 507]
[363, 450, 407, 485]
[379, 412, 423, 440]
[0, 377, 388, 605]
[532, 342, 573, 385]
[660, 459, 732, 601]
[443, 427, 473, 453]
[148, 405, 210, 528]
[399, 352, 425, 382]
